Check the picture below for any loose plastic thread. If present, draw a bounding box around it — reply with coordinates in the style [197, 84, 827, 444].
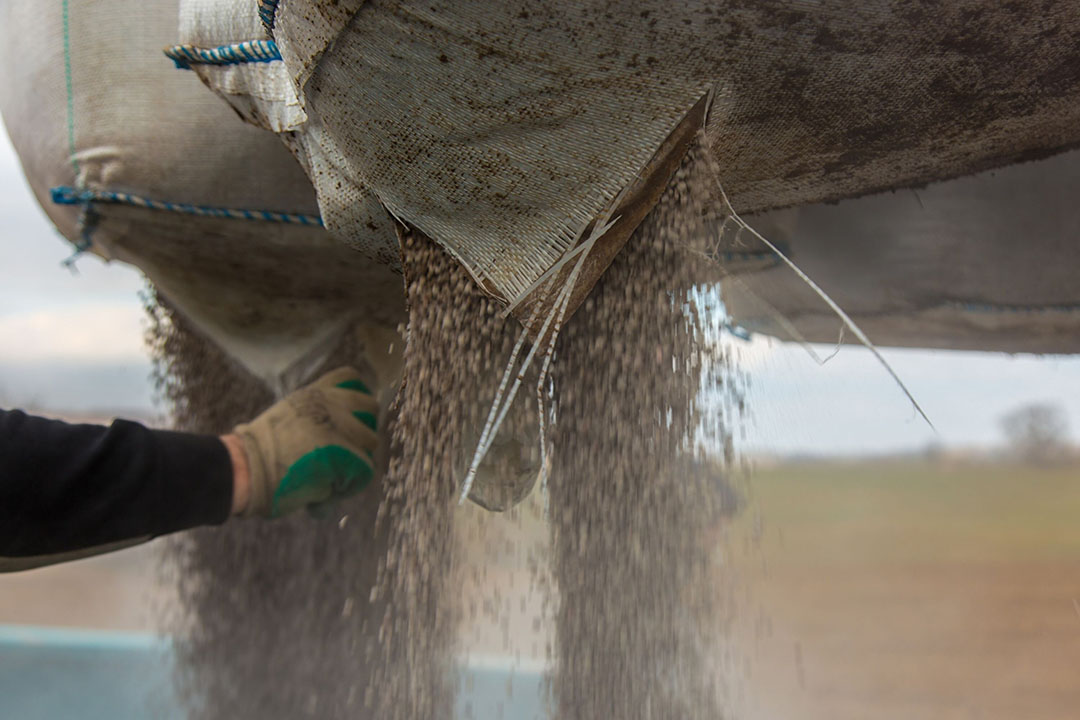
[701, 138, 935, 431]
[61, 199, 99, 272]
[50, 186, 324, 227]
[164, 40, 281, 69]
[458, 212, 621, 505]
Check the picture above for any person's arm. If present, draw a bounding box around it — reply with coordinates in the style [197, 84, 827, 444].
[0, 366, 378, 571]
[0, 409, 235, 559]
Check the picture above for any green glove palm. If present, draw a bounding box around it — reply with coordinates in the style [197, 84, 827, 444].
[234, 367, 378, 517]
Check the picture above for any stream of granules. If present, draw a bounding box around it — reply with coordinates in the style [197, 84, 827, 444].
[150, 294, 394, 719]
[151, 238, 540, 719]
[366, 227, 540, 720]
[548, 137, 735, 719]
[153, 134, 737, 719]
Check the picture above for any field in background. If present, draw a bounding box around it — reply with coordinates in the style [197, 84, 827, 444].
[3, 457, 1079, 719]
[734, 459, 1080, 720]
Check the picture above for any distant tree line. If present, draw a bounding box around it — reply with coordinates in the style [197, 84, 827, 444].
[1000, 403, 1072, 466]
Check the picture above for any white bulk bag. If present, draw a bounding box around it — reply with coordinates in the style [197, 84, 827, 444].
[0, 0, 404, 395]
[176, 0, 1080, 348]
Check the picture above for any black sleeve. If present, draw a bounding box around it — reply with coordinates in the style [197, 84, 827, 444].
[0, 409, 234, 557]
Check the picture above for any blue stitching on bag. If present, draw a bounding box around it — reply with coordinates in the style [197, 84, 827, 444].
[61, 0, 95, 270]
[51, 186, 324, 227]
[258, 0, 281, 35]
[164, 40, 281, 70]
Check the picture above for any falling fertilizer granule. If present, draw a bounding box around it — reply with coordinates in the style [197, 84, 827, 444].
[157, 133, 744, 719]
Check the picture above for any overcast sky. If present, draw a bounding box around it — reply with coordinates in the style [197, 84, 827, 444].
[729, 335, 1080, 456]
[2, 126, 1079, 454]
[0, 128, 152, 414]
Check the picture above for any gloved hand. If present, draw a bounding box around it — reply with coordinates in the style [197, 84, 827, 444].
[232, 367, 378, 518]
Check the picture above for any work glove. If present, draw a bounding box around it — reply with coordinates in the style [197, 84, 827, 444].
[234, 367, 378, 518]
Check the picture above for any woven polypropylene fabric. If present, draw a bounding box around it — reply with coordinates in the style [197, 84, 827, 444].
[178, 0, 401, 267]
[185, 0, 1080, 308]
[726, 148, 1080, 354]
[280, 0, 718, 303]
[0, 0, 404, 389]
